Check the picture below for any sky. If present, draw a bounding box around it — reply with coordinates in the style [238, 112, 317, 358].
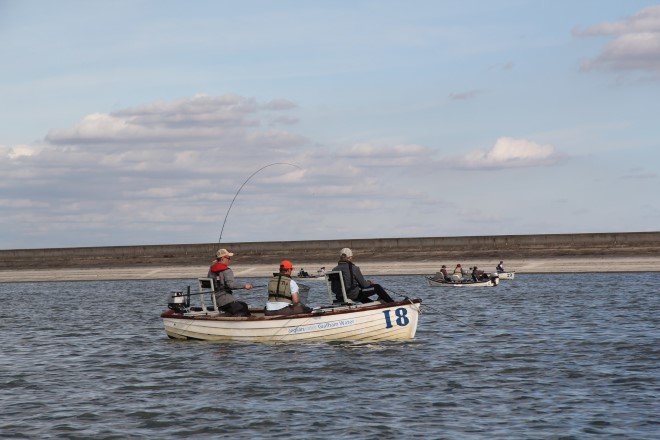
[1, 0, 659, 249]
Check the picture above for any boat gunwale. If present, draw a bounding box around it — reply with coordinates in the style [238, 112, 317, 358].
[160, 298, 422, 321]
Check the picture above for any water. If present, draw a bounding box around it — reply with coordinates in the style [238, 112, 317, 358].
[1, 273, 658, 439]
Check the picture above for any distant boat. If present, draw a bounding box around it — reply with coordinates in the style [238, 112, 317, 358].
[425, 274, 500, 288]
[493, 271, 515, 280]
[293, 274, 325, 281]
[294, 268, 327, 280]
[161, 272, 422, 342]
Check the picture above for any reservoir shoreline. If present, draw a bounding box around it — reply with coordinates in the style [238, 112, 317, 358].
[1, 231, 659, 282]
[0, 256, 659, 283]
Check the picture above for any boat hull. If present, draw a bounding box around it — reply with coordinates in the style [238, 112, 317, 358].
[293, 275, 325, 281]
[161, 299, 421, 342]
[494, 271, 515, 280]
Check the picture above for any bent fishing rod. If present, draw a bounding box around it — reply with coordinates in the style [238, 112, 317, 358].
[218, 162, 301, 243]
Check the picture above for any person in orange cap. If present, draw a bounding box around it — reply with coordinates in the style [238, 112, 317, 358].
[265, 260, 312, 316]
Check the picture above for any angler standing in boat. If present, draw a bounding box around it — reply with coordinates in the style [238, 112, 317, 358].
[332, 248, 394, 303]
[265, 260, 312, 316]
[208, 248, 253, 316]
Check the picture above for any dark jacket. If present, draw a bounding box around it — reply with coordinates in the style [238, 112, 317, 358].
[332, 260, 370, 300]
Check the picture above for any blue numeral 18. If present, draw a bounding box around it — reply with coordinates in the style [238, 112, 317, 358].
[383, 308, 410, 328]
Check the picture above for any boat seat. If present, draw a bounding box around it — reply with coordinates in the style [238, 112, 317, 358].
[325, 271, 355, 304]
[197, 277, 216, 313]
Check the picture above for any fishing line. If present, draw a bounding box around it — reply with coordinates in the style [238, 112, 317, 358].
[218, 162, 301, 243]
[383, 286, 486, 335]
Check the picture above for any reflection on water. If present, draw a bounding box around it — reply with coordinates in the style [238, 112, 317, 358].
[1, 273, 658, 439]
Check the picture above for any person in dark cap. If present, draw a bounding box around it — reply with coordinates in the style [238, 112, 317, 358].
[440, 265, 450, 281]
[208, 248, 253, 316]
[331, 247, 394, 303]
[471, 266, 480, 282]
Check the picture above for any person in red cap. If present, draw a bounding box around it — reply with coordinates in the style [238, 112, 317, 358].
[265, 260, 312, 316]
[208, 248, 253, 316]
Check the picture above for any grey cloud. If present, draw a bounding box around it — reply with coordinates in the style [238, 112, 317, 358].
[269, 116, 300, 126]
[574, 5, 660, 75]
[574, 6, 660, 36]
[449, 89, 485, 101]
[262, 99, 297, 110]
[45, 94, 293, 146]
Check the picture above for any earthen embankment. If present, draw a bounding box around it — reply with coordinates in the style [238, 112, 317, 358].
[2, 232, 660, 269]
[1, 232, 659, 281]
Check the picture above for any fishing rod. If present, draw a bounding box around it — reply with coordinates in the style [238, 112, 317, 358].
[218, 162, 301, 243]
[383, 286, 486, 335]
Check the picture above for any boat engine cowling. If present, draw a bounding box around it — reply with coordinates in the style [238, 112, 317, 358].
[168, 291, 189, 313]
[490, 275, 500, 286]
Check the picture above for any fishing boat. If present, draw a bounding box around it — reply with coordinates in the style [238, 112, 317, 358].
[426, 274, 500, 288]
[161, 271, 422, 342]
[293, 274, 325, 281]
[293, 268, 327, 281]
[493, 271, 515, 280]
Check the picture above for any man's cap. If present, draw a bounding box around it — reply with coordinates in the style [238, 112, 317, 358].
[340, 247, 353, 258]
[216, 248, 234, 259]
[280, 260, 294, 270]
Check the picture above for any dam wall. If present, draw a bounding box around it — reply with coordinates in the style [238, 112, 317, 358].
[1, 232, 659, 270]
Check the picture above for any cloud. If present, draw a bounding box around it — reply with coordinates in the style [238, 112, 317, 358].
[45, 94, 301, 148]
[338, 142, 436, 168]
[1, 93, 453, 247]
[574, 5, 660, 76]
[35, 94, 309, 182]
[1, 144, 42, 159]
[449, 89, 486, 101]
[2, 94, 314, 213]
[451, 137, 563, 169]
[500, 62, 514, 71]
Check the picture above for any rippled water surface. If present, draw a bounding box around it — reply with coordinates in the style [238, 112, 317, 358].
[1, 273, 659, 439]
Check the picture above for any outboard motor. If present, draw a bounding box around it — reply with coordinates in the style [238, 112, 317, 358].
[168, 290, 189, 313]
[489, 274, 500, 286]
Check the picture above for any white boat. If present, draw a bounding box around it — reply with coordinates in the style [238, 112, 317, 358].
[161, 272, 422, 342]
[426, 274, 499, 288]
[493, 271, 515, 280]
[293, 274, 326, 281]
[294, 268, 327, 281]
